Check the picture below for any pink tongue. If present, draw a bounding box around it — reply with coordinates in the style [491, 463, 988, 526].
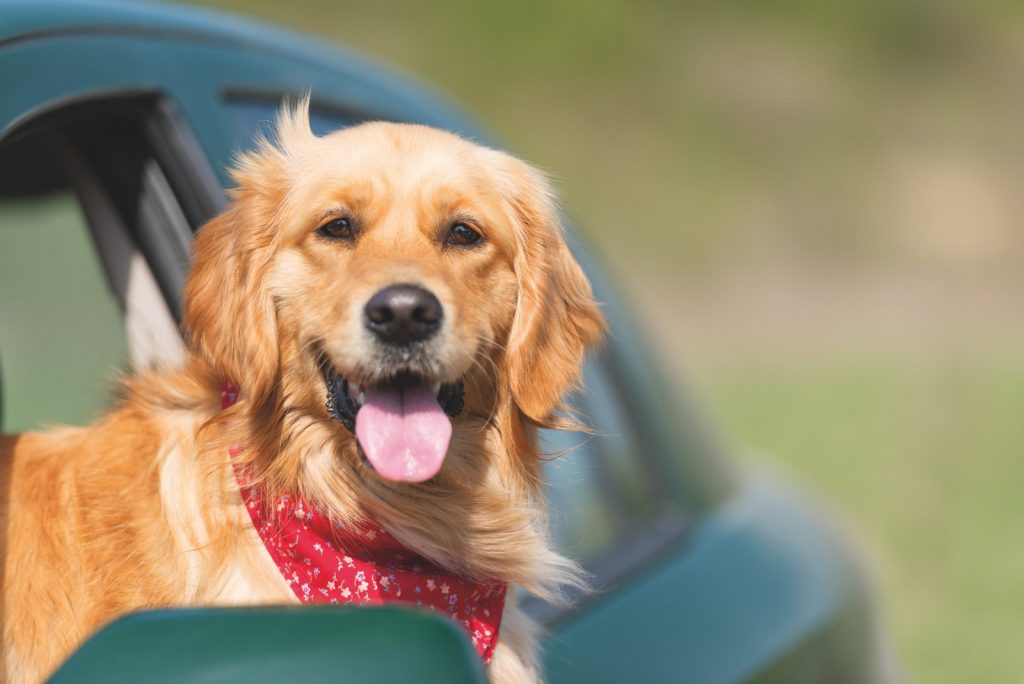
[355, 383, 452, 482]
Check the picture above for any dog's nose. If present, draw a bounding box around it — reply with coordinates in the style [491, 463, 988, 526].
[364, 284, 443, 344]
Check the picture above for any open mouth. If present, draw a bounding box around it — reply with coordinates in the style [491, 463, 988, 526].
[322, 365, 464, 483]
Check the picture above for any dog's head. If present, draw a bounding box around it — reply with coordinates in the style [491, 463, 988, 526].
[183, 100, 604, 487]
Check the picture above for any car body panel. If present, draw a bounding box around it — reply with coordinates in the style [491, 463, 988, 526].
[545, 476, 883, 683]
[0, 35, 472, 187]
[50, 606, 486, 684]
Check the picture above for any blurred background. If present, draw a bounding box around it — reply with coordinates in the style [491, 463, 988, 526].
[180, 1, 1021, 680]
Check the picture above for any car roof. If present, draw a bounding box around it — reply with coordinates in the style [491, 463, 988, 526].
[2, 0, 353, 64]
[0, 0, 480, 138]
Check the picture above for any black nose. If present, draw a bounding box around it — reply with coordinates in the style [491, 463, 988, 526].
[364, 284, 443, 344]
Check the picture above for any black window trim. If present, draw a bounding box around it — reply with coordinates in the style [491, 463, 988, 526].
[146, 97, 227, 231]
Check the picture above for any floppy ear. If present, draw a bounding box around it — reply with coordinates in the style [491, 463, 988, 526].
[182, 202, 281, 401]
[500, 158, 606, 425]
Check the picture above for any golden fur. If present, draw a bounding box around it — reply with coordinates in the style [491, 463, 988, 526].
[0, 99, 604, 683]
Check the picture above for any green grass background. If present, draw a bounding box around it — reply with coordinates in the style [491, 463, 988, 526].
[186, 1, 1024, 680]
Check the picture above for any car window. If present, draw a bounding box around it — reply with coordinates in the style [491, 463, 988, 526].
[0, 183, 128, 432]
[0, 97, 211, 431]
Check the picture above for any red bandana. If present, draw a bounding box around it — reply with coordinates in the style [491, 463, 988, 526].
[221, 381, 507, 662]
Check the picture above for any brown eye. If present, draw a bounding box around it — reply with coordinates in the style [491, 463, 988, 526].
[317, 217, 356, 241]
[446, 222, 483, 247]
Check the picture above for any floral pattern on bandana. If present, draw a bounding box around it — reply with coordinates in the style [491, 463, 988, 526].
[222, 380, 507, 662]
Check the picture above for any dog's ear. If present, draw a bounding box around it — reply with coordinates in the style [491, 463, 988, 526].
[182, 98, 314, 401]
[497, 156, 606, 425]
[182, 202, 281, 401]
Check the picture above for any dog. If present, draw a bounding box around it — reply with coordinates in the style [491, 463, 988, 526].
[0, 99, 604, 683]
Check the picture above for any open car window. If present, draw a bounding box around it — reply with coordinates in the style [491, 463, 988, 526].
[0, 96, 215, 431]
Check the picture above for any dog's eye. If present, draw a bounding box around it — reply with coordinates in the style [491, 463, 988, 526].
[317, 218, 356, 241]
[446, 222, 483, 247]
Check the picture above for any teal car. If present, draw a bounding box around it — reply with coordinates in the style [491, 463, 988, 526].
[0, 1, 895, 681]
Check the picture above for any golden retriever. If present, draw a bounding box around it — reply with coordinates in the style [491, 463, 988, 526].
[0, 99, 604, 683]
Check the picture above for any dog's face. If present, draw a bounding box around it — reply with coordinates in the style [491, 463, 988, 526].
[271, 125, 518, 384]
[266, 124, 526, 481]
[184, 104, 604, 485]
